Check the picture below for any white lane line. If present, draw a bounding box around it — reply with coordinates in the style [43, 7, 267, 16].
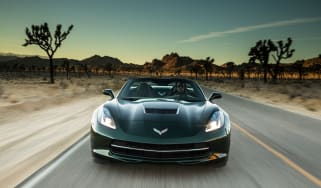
[233, 122, 321, 188]
[17, 135, 89, 188]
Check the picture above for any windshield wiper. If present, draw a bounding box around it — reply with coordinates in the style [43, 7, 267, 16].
[179, 99, 204, 102]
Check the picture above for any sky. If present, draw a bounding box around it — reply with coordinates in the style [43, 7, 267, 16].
[0, 0, 321, 65]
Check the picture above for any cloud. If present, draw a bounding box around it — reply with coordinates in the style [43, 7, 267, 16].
[179, 17, 321, 43]
[294, 36, 321, 41]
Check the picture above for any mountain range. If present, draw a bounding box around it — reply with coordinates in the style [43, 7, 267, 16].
[0, 52, 320, 71]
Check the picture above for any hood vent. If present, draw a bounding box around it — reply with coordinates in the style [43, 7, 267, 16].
[145, 108, 178, 114]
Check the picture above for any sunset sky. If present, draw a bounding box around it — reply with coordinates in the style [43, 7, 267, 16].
[1, 0, 321, 65]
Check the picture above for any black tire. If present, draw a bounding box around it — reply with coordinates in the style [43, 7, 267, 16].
[92, 151, 120, 165]
[215, 156, 228, 167]
[92, 151, 109, 164]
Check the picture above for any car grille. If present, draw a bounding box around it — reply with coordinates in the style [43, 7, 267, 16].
[110, 140, 210, 160]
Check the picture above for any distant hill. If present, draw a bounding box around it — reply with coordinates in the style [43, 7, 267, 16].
[0, 52, 26, 62]
[1, 52, 320, 73]
[0, 52, 47, 61]
[0, 56, 48, 68]
[81, 55, 123, 66]
[0, 56, 80, 67]
[0, 54, 126, 72]
[0, 55, 18, 62]
[301, 57, 321, 67]
[161, 52, 193, 69]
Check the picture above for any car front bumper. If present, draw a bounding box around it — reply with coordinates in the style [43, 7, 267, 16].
[90, 126, 230, 164]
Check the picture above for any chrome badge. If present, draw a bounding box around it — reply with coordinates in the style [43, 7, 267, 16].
[153, 128, 168, 135]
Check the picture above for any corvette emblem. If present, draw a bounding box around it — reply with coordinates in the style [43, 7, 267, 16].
[153, 128, 168, 135]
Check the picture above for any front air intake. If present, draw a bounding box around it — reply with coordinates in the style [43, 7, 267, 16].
[145, 108, 178, 114]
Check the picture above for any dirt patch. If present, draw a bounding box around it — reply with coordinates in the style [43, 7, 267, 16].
[0, 77, 124, 123]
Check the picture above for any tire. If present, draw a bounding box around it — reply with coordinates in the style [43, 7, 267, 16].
[92, 151, 109, 164]
[216, 156, 228, 167]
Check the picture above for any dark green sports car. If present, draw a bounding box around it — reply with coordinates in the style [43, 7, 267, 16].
[90, 78, 231, 165]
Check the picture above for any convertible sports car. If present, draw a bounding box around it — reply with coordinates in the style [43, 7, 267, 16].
[90, 77, 231, 165]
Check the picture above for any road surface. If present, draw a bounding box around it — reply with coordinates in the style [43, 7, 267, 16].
[18, 88, 321, 188]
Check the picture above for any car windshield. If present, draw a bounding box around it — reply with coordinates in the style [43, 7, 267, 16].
[118, 78, 206, 102]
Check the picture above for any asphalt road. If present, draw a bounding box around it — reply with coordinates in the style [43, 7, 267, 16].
[18, 88, 321, 188]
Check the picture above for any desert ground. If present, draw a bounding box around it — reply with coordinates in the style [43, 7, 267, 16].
[0, 76, 320, 187]
[200, 79, 321, 120]
[0, 76, 124, 187]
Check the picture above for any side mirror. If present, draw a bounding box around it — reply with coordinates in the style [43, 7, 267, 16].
[102, 89, 115, 99]
[209, 92, 222, 102]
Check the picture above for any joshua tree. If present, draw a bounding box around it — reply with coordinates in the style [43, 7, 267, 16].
[225, 61, 235, 79]
[151, 59, 165, 77]
[249, 39, 276, 83]
[312, 63, 321, 79]
[293, 60, 305, 80]
[202, 57, 214, 80]
[23, 23, 73, 83]
[189, 61, 203, 79]
[62, 60, 70, 80]
[270, 37, 295, 81]
[104, 63, 114, 77]
[174, 68, 182, 76]
[238, 63, 247, 80]
[186, 64, 194, 78]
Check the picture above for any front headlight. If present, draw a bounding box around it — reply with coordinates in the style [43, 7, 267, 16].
[99, 108, 116, 129]
[205, 111, 224, 132]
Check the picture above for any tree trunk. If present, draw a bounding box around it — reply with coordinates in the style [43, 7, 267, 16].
[66, 61, 70, 80]
[49, 56, 54, 84]
[263, 56, 269, 83]
[271, 61, 280, 81]
[263, 65, 267, 83]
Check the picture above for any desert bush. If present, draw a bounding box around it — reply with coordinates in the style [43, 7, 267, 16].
[0, 85, 3, 97]
[278, 86, 289, 94]
[304, 103, 317, 111]
[288, 93, 301, 99]
[8, 94, 19, 103]
[302, 82, 311, 88]
[75, 79, 86, 87]
[254, 84, 261, 91]
[59, 80, 69, 89]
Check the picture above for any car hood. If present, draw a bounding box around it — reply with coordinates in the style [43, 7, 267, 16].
[106, 99, 217, 138]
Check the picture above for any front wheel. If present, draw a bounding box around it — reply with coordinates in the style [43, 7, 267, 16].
[92, 151, 109, 164]
[215, 156, 228, 167]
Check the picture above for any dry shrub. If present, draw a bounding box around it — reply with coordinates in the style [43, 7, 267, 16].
[254, 84, 261, 91]
[109, 79, 124, 90]
[305, 105, 317, 112]
[59, 80, 69, 89]
[8, 94, 19, 103]
[240, 82, 246, 88]
[0, 85, 3, 97]
[303, 99, 319, 112]
[75, 79, 86, 87]
[288, 93, 301, 100]
[302, 82, 311, 88]
[279, 87, 289, 95]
